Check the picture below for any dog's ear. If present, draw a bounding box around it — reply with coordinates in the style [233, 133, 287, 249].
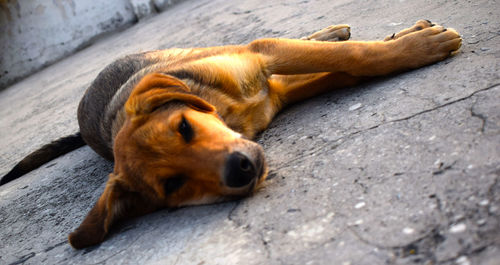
[68, 173, 154, 249]
[125, 73, 215, 116]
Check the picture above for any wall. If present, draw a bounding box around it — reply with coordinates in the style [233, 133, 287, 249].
[0, 0, 180, 89]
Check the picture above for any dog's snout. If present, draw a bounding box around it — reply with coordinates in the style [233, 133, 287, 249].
[224, 152, 260, 188]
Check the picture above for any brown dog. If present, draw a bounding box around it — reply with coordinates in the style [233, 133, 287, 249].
[67, 20, 461, 248]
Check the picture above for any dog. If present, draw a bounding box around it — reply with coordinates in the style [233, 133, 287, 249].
[0, 20, 462, 249]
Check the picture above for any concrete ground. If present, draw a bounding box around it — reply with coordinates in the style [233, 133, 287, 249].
[0, 0, 499, 264]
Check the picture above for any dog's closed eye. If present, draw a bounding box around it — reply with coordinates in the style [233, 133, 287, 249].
[163, 175, 186, 195]
[178, 116, 194, 143]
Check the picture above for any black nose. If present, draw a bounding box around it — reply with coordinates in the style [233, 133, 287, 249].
[224, 152, 258, 188]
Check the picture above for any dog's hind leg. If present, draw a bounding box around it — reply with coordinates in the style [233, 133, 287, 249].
[268, 72, 363, 106]
[300, 24, 351, 41]
[384, 19, 434, 41]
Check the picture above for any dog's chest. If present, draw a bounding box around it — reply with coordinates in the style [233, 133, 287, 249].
[182, 54, 278, 138]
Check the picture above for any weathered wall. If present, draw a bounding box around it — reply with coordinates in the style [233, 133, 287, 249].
[0, 0, 180, 89]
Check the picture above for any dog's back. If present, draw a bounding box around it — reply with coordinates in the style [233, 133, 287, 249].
[78, 53, 153, 160]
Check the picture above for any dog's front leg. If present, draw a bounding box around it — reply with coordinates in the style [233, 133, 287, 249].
[248, 22, 461, 77]
[268, 24, 362, 105]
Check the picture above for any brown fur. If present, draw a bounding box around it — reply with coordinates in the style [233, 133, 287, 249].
[69, 21, 461, 248]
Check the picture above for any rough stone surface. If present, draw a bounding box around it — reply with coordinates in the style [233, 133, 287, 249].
[0, 0, 499, 264]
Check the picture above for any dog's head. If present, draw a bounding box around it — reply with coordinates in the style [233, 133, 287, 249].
[69, 73, 267, 249]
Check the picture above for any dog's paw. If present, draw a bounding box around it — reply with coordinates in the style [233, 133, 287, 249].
[392, 22, 462, 67]
[384, 19, 434, 41]
[301, 24, 351, 41]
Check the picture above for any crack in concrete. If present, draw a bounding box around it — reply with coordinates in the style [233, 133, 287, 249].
[376, 83, 499, 126]
[470, 99, 487, 133]
[271, 83, 500, 170]
[224, 201, 273, 263]
[43, 241, 67, 253]
[7, 252, 35, 265]
[226, 201, 242, 226]
[270, 139, 340, 172]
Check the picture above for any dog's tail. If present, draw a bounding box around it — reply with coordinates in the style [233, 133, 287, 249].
[0, 132, 86, 186]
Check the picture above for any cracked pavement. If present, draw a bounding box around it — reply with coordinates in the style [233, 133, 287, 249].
[0, 0, 499, 264]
